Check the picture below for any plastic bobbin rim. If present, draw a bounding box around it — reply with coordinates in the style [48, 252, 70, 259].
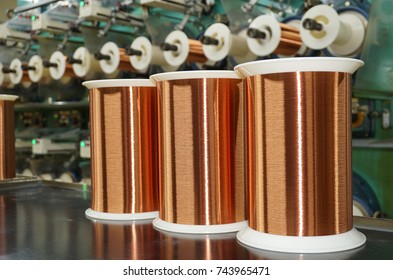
[202, 23, 231, 62]
[83, 78, 155, 89]
[300, 4, 340, 50]
[163, 30, 189, 67]
[9, 58, 23, 85]
[49, 51, 67, 80]
[327, 13, 365, 57]
[130, 36, 152, 72]
[152, 218, 248, 235]
[0, 94, 19, 101]
[237, 227, 366, 253]
[99, 42, 121, 75]
[247, 15, 281, 57]
[150, 70, 241, 82]
[28, 55, 45, 83]
[72, 47, 91, 78]
[234, 57, 364, 78]
[85, 208, 159, 221]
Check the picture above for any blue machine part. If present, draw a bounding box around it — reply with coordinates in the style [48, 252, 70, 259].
[352, 171, 381, 217]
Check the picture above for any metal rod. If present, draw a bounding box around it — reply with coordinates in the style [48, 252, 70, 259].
[67, 57, 83, 65]
[302, 18, 323, 31]
[94, 53, 111, 61]
[200, 35, 219, 46]
[43, 61, 58, 68]
[126, 48, 143, 56]
[160, 43, 178, 52]
[247, 28, 267, 39]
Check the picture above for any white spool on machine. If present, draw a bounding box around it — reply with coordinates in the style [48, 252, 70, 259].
[70, 47, 101, 80]
[300, 4, 367, 57]
[27, 55, 51, 84]
[129, 30, 189, 73]
[201, 23, 256, 63]
[8, 58, 31, 86]
[0, 63, 13, 88]
[246, 15, 304, 57]
[45, 51, 75, 81]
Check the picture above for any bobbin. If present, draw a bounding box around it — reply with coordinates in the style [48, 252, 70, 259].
[27, 55, 51, 83]
[129, 36, 180, 72]
[162, 30, 189, 68]
[300, 4, 366, 57]
[0, 94, 19, 180]
[150, 70, 247, 234]
[235, 57, 366, 253]
[47, 51, 74, 80]
[247, 15, 305, 57]
[71, 46, 101, 79]
[201, 23, 256, 63]
[96, 42, 135, 75]
[8, 58, 29, 85]
[83, 79, 159, 221]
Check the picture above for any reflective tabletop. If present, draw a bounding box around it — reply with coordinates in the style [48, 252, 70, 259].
[1, 180, 393, 260]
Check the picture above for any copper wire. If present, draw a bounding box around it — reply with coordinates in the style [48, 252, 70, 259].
[245, 71, 352, 236]
[89, 86, 159, 214]
[187, 39, 208, 64]
[156, 77, 245, 225]
[118, 48, 135, 72]
[275, 23, 303, 56]
[0, 100, 16, 180]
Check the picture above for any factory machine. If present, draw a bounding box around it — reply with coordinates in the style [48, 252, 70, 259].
[1, 0, 393, 260]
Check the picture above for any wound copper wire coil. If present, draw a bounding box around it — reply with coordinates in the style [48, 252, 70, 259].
[0, 100, 16, 180]
[64, 61, 77, 78]
[94, 221, 160, 259]
[275, 23, 302, 56]
[156, 77, 245, 225]
[187, 39, 208, 64]
[245, 71, 352, 236]
[89, 86, 158, 214]
[118, 48, 135, 72]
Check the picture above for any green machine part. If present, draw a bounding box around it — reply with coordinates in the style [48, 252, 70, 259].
[352, 0, 393, 218]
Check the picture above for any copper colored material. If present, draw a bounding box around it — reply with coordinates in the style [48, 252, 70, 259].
[275, 23, 302, 56]
[118, 48, 135, 72]
[0, 100, 16, 180]
[245, 72, 352, 236]
[94, 221, 160, 259]
[156, 76, 245, 225]
[187, 39, 208, 64]
[89, 85, 158, 214]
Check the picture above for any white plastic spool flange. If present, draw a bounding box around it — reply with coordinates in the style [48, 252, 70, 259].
[130, 36, 152, 73]
[202, 23, 255, 63]
[98, 41, 122, 75]
[72, 46, 101, 78]
[0, 94, 19, 101]
[153, 218, 248, 235]
[162, 30, 189, 68]
[327, 10, 367, 57]
[28, 55, 50, 83]
[86, 208, 159, 221]
[9, 58, 24, 85]
[300, 4, 365, 57]
[49, 51, 68, 80]
[247, 15, 281, 57]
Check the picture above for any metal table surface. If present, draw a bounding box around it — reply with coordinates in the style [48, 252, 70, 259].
[1, 180, 393, 260]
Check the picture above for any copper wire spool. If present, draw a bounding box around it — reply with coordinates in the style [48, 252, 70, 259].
[187, 39, 208, 64]
[0, 95, 18, 180]
[118, 48, 135, 72]
[235, 58, 366, 253]
[246, 71, 353, 236]
[274, 23, 303, 56]
[151, 71, 246, 234]
[83, 80, 159, 220]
